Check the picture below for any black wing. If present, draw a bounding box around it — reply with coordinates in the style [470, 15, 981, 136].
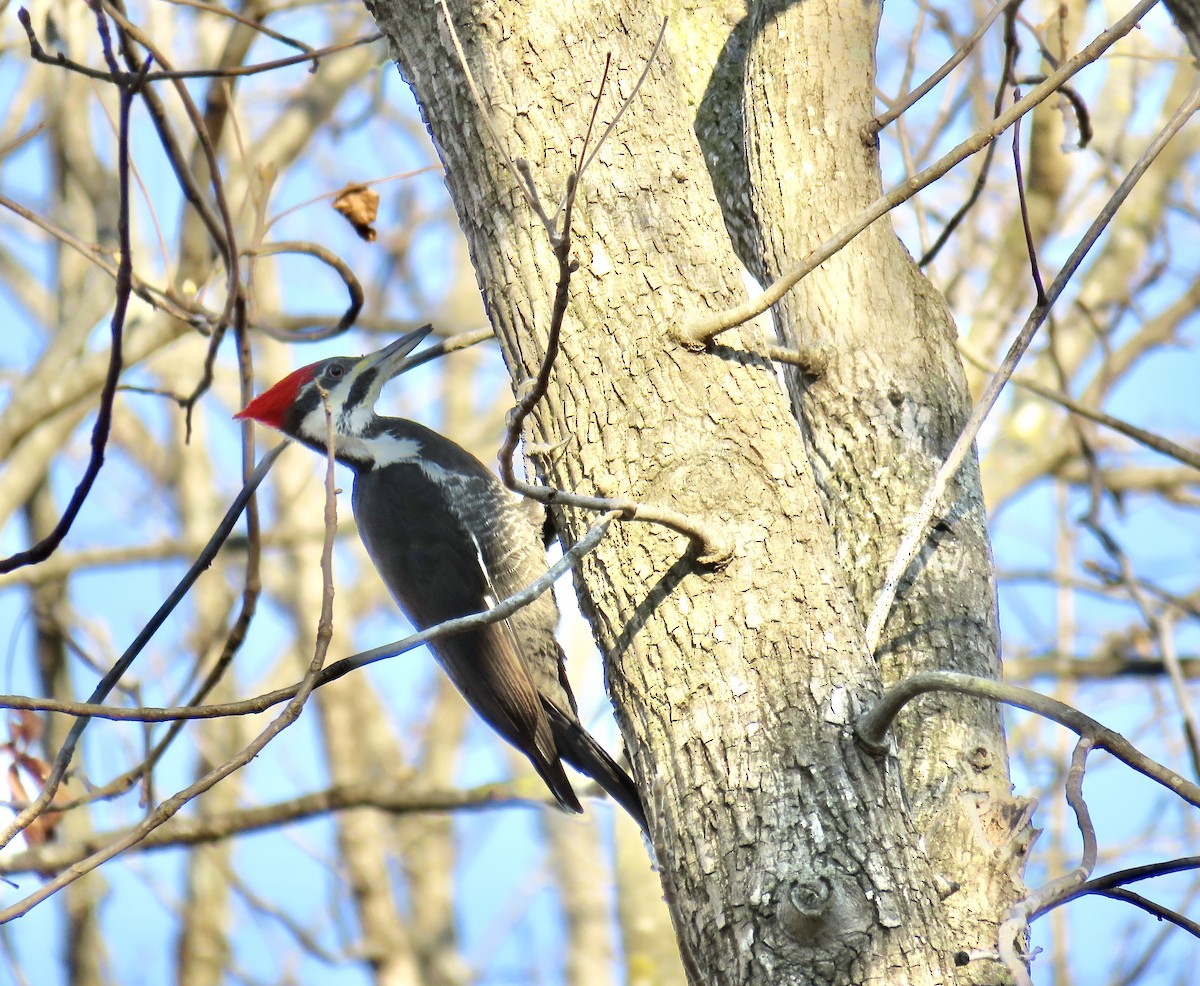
[352, 462, 581, 813]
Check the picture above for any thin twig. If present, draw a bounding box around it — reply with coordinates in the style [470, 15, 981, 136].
[1044, 855, 1200, 901]
[676, 0, 1160, 348]
[998, 737, 1097, 985]
[958, 346, 1200, 473]
[138, 297, 266, 781]
[574, 19, 667, 189]
[1082, 520, 1200, 776]
[19, 7, 379, 84]
[0, 443, 287, 849]
[227, 869, 345, 966]
[862, 79, 1200, 654]
[871, 0, 1020, 133]
[0, 523, 342, 590]
[0, 55, 141, 574]
[102, 3, 235, 274]
[0, 418, 336, 921]
[1030, 854, 1200, 942]
[1014, 74, 1092, 148]
[1156, 613, 1200, 778]
[1011, 87, 1047, 303]
[0, 512, 622, 733]
[99, 0, 244, 432]
[438, 7, 726, 563]
[498, 30, 662, 468]
[496, 168, 577, 486]
[0, 191, 195, 322]
[244, 241, 364, 341]
[1091, 887, 1200, 940]
[919, 1, 1021, 268]
[0, 779, 564, 877]
[163, 0, 319, 58]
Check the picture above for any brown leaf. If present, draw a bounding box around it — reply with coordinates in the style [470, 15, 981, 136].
[9, 709, 42, 747]
[21, 812, 60, 848]
[8, 755, 64, 848]
[7, 763, 27, 805]
[332, 182, 380, 242]
[13, 750, 51, 787]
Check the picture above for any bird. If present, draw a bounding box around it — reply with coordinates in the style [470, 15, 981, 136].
[235, 326, 647, 833]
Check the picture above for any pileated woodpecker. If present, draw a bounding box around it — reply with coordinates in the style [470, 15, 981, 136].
[236, 327, 646, 832]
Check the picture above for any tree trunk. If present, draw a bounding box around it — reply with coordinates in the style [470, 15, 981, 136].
[735, 4, 1032, 976]
[362, 1, 1028, 981]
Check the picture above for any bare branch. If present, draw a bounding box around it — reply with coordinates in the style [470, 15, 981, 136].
[0, 443, 288, 851]
[863, 79, 1200, 654]
[0, 510, 622, 730]
[871, 0, 1020, 134]
[18, 7, 380, 84]
[998, 738, 1097, 985]
[1011, 88, 1047, 304]
[244, 241, 364, 342]
[1089, 887, 1200, 940]
[855, 671, 1200, 809]
[0, 54, 140, 575]
[0, 400, 338, 921]
[959, 346, 1200, 473]
[676, 0, 1160, 348]
[1047, 855, 1200, 899]
[918, 1, 1021, 268]
[0, 779, 571, 878]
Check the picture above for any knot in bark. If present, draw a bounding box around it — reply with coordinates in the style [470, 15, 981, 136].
[776, 867, 873, 947]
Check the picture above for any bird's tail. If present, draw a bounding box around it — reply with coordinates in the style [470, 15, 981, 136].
[544, 705, 649, 835]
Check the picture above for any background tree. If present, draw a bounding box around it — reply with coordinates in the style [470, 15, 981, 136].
[0, 1, 1198, 984]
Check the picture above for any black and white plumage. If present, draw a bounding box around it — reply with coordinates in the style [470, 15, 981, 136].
[236, 328, 646, 832]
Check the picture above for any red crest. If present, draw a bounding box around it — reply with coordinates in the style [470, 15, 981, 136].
[234, 363, 319, 428]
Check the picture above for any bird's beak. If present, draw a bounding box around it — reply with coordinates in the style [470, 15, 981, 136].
[360, 324, 434, 382]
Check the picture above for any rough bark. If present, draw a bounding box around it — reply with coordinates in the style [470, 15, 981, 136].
[737, 3, 1031, 975]
[363, 1, 987, 982]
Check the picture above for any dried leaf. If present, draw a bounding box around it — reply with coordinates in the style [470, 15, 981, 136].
[7, 755, 65, 848]
[332, 182, 380, 242]
[13, 750, 51, 787]
[7, 763, 27, 805]
[9, 709, 42, 747]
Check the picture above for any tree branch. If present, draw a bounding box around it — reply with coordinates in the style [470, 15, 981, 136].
[0, 443, 287, 850]
[0, 405, 338, 922]
[0, 510, 622, 731]
[0, 780, 562, 877]
[0, 50, 142, 575]
[998, 738, 1097, 985]
[675, 0, 1160, 347]
[855, 670, 1200, 809]
[863, 78, 1200, 653]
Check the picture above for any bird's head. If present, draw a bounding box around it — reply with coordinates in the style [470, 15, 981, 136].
[235, 326, 432, 449]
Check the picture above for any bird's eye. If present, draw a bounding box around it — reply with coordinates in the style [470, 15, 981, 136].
[327, 365, 344, 379]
